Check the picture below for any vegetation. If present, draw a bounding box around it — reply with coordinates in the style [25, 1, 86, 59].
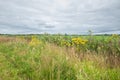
[0, 34, 120, 80]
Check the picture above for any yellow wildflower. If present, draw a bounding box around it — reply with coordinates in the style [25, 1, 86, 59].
[29, 36, 41, 47]
[72, 37, 88, 45]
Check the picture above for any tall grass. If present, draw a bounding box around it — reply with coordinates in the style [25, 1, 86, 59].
[0, 35, 120, 80]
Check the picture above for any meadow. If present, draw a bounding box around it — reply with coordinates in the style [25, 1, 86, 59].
[0, 34, 120, 80]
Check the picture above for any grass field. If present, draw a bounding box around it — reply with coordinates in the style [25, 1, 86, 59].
[0, 34, 120, 80]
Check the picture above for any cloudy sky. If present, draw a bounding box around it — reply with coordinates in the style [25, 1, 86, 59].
[0, 0, 120, 34]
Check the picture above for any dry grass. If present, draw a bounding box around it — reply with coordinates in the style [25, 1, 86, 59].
[0, 36, 15, 43]
[0, 35, 120, 80]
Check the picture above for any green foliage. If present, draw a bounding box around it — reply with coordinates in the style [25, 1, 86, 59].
[0, 35, 120, 80]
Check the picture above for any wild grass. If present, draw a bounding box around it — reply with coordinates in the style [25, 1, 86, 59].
[0, 35, 120, 80]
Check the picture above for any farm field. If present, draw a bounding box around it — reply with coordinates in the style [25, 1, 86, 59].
[0, 34, 120, 80]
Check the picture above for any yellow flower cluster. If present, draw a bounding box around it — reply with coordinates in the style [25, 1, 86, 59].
[72, 37, 88, 45]
[62, 41, 71, 47]
[29, 36, 41, 47]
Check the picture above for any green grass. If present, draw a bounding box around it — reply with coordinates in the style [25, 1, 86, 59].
[0, 35, 120, 80]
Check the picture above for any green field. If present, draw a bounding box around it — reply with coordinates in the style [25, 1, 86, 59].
[0, 34, 120, 80]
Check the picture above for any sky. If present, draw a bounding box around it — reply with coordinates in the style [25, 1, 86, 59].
[0, 0, 120, 34]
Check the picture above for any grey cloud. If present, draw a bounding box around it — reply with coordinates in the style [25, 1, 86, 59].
[0, 0, 120, 34]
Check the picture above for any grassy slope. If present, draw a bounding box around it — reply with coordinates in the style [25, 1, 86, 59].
[0, 36, 120, 80]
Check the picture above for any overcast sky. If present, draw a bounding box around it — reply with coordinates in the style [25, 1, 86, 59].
[0, 0, 120, 34]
